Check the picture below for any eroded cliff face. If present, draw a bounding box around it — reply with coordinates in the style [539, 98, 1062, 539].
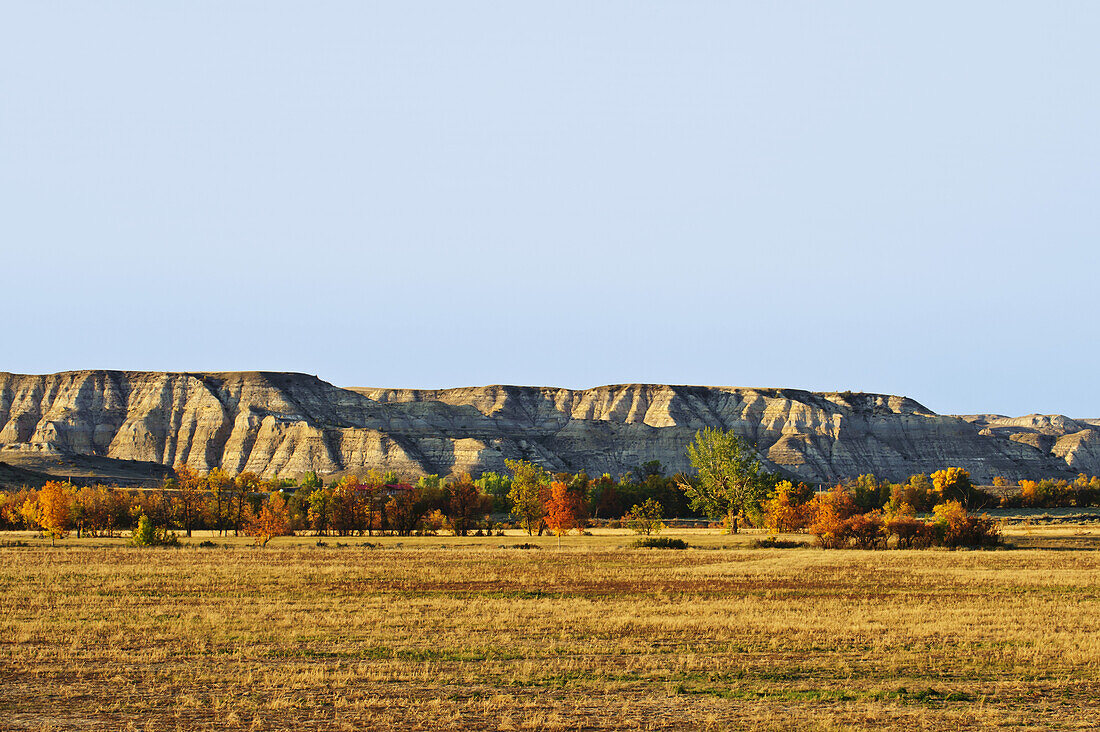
[0, 370, 1093, 483]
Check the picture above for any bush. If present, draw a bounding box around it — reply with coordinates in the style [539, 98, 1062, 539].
[129, 515, 179, 547]
[934, 501, 1000, 548]
[750, 536, 807, 549]
[631, 537, 688, 549]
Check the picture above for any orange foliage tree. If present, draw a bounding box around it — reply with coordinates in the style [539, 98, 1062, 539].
[806, 485, 858, 549]
[245, 493, 292, 547]
[543, 480, 583, 548]
[72, 485, 119, 537]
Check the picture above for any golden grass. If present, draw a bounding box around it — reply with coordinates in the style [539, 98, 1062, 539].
[1, 526, 1099, 730]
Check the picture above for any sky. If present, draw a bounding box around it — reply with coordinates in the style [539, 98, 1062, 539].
[3, 2, 1098, 416]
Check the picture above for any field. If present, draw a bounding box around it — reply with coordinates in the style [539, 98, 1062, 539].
[2, 525, 1100, 731]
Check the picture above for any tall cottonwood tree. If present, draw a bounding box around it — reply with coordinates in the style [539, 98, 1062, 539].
[681, 427, 771, 533]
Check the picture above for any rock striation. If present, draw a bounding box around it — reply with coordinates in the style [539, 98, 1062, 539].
[0, 370, 1096, 484]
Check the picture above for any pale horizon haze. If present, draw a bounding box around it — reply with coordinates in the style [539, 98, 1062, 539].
[3, 3, 1098, 417]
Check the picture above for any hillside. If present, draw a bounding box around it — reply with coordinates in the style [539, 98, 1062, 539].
[0, 370, 1096, 484]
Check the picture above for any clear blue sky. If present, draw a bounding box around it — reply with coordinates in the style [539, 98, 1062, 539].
[3, 3, 1098, 416]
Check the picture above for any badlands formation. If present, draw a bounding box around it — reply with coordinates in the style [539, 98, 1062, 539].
[0, 370, 1098, 484]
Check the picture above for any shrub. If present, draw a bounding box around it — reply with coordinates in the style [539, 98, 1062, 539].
[933, 501, 1000, 548]
[129, 515, 179, 547]
[631, 537, 688, 549]
[750, 536, 807, 549]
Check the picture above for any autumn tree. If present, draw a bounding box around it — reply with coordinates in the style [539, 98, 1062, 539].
[130, 488, 172, 531]
[506, 459, 550, 536]
[625, 498, 664, 536]
[387, 484, 443, 536]
[443, 473, 491, 536]
[204, 468, 235, 536]
[680, 427, 771, 533]
[898, 473, 935, 512]
[543, 480, 583, 548]
[931, 467, 979, 508]
[232, 471, 264, 535]
[330, 477, 362, 536]
[932, 500, 1000, 548]
[72, 485, 119, 537]
[307, 486, 333, 535]
[33, 481, 73, 544]
[245, 492, 292, 547]
[172, 465, 206, 538]
[806, 485, 859, 549]
[884, 502, 932, 549]
[762, 480, 815, 533]
[0, 488, 37, 530]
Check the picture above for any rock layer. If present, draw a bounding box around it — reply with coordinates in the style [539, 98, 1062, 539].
[0, 370, 1094, 484]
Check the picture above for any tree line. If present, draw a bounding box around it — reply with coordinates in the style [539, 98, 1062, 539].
[679, 427, 1100, 549]
[3, 427, 1099, 548]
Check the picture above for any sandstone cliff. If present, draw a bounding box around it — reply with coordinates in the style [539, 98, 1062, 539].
[0, 370, 1094, 484]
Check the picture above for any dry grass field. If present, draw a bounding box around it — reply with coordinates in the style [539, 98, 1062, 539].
[2, 526, 1099, 731]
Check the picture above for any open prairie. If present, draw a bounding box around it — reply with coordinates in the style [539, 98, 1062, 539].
[2, 526, 1099, 731]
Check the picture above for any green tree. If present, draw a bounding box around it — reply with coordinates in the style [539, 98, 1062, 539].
[625, 498, 664, 536]
[299, 471, 323, 490]
[505, 459, 549, 535]
[307, 487, 332, 535]
[129, 513, 179, 547]
[475, 471, 512, 512]
[680, 427, 771, 533]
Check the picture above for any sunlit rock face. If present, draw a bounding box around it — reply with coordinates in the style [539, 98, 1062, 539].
[0, 371, 1092, 483]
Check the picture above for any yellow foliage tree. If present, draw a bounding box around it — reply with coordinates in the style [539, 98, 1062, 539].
[33, 481, 73, 544]
[931, 467, 974, 505]
[762, 480, 813, 533]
